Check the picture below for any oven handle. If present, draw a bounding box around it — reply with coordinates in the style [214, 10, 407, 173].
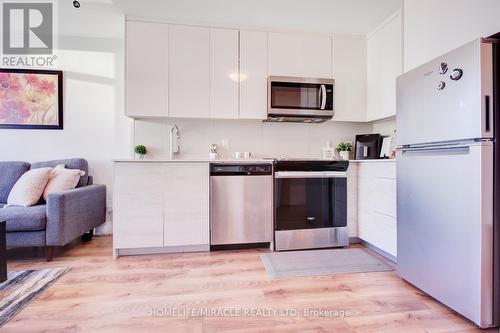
[275, 171, 347, 178]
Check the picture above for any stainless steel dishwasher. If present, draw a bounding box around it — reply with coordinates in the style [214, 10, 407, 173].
[210, 163, 273, 249]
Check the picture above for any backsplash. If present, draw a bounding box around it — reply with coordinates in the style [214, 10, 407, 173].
[373, 117, 396, 136]
[134, 118, 373, 160]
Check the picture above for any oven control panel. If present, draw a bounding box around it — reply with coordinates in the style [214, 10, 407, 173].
[274, 160, 349, 172]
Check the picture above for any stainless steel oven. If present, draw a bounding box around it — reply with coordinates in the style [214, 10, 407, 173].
[274, 160, 349, 251]
[267, 76, 335, 123]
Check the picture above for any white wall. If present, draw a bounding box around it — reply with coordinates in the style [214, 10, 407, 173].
[135, 119, 372, 160]
[0, 1, 132, 234]
[404, 0, 500, 71]
[373, 118, 396, 136]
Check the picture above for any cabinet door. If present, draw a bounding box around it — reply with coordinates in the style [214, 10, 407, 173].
[113, 163, 164, 248]
[366, 12, 402, 121]
[357, 162, 397, 256]
[239, 30, 268, 120]
[332, 35, 366, 122]
[169, 25, 210, 118]
[210, 28, 239, 119]
[359, 210, 397, 257]
[163, 163, 209, 247]
[126, 21, 168, 117]
[346, 163, 358, 238]
[268, 32, 332, 78]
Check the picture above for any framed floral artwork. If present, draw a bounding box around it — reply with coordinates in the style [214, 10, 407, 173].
[0, 68, 63, 130]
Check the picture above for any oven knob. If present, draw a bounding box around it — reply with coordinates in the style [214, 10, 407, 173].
[439, 62, 448, 74]
[450, 68, 463, 81]
[436, 81, 446, 91]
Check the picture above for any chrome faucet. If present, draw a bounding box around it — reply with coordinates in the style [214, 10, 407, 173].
[169, 124, 181, 160]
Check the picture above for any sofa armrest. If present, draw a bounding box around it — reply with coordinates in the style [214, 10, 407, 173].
[46, 184, 106, 246]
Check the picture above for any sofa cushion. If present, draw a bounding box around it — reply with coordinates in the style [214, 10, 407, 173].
[43, 165, 86, 200]
[0, 204, 47, 232]
[0, 161, 31, 203]
[7, 167, 52, 207]
[31, 159, 89, 187]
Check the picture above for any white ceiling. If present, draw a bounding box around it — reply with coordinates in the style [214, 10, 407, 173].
[113, 0, 402, 35]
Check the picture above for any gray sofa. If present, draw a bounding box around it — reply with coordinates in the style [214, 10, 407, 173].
[0, 159, 106, 261]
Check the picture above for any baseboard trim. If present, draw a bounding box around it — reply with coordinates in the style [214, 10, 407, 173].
[358, 239, 397, 263]
[115, 244, 209, 258]
[349, 237, 361, 244]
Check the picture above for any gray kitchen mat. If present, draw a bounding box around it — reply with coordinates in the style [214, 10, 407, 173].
[260, 248, 394, 278]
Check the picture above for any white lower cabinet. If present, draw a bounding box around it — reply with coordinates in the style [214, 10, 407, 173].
[346, 163, 359, 238]
[113, 162, 210, 257]
[163, 163, 209, 247]
[113, 163, 164, 249]
[357, 162, 397, 257]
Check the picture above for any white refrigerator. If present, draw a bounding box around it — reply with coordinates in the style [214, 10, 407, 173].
[396, 36, 499, 328]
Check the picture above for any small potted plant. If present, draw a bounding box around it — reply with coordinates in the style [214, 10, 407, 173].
[134, 145, 147, 160]
[336, 142, 352, 160]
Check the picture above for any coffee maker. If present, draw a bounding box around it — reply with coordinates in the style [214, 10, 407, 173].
[355, 134, 382, 160]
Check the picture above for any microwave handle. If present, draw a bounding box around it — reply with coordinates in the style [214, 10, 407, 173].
[320, 85, 327, 110]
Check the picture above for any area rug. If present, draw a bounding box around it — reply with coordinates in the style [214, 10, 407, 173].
[260, 248, 394, 278]
[0, 268, 70, 327]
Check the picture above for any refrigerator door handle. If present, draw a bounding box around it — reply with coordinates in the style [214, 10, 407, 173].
[401, 145, 470, 157]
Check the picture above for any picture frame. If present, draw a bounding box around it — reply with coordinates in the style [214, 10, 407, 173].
[0, 68, 63, 130]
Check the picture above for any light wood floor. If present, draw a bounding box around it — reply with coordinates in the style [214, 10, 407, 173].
[2, 236, 494, 333]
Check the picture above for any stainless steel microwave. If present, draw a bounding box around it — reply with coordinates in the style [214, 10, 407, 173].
[267, 76, 335, 123]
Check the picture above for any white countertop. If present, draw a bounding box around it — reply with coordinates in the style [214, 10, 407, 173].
[349, 159, 396, 163]
[114, 158, 395, 163]
[113, 158, 274, 164]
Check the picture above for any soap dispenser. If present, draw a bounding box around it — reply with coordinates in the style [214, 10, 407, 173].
[322, 141, 334, 160]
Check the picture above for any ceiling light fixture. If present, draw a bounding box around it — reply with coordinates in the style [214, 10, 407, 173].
[73, 0, 81, 8]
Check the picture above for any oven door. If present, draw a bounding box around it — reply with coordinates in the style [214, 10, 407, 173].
[275, 174, 347, 231]
[268, 77, 334, 116]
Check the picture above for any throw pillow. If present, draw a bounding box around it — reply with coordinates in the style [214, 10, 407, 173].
[6, 167, 52, 207]
[42, 164, 86, 200]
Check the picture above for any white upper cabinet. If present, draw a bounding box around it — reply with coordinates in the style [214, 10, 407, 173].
[126, 21, 168, 117]
[366, 11, 403, 121]
[332, 35, 367, 122]
[239, 30, 268, 120]
[210, 28, 239, 119]
[169, 25, 210, 118]
[125, 21, 380, 122]
[268, 32, 332, 78]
